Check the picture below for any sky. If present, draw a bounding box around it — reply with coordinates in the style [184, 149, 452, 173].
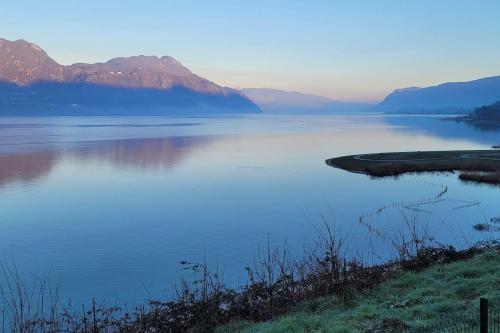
[1, 0, 500, 102]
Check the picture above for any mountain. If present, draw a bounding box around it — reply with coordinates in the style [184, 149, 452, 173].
[0, 38, 64, 84]
[378, 75, 500, 113]
[456, 101, 500, 130]
[471, 101, 500, 120]
[63, 56, 232, 94]
[0, 38, 260, 115]
[241, 88, 372, 114]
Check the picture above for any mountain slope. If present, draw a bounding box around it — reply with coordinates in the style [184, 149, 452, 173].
[472, 101, 500, 119]
[0, 38, 64, 84]
[64, 55, 231, 94]
[0, 38, 259, 114]
[457, 100, 500, 130]
[378, 75, 500, 113]
[241, 88, 371, 113]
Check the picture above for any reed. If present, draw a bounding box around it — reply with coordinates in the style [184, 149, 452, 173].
[0, 220, 495, 333]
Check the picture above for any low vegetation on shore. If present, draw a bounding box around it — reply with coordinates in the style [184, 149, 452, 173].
[326, 150, 500, 185]
[217, 248, 500, 333]
[459, 171, 500, 186]
[1, 215, 498, 332]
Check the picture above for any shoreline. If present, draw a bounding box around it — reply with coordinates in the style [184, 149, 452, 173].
[217, 245, 500, 332]
[2, 233, 498, 332]
[326, 150, 500, 184]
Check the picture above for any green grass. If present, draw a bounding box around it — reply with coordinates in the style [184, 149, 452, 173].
[216, 251, 500, 333]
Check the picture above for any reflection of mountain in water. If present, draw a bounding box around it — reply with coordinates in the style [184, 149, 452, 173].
[0, 136, 213, 188]
[382, 116, 500, 146]
[0, 150, 58, 187]
[461, 121, 500, 132]
[69, 136, 213, 170]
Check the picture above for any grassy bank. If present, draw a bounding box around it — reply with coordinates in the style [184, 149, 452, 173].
[326, 150, 500, 185]
[216, 249, 500, 333]
[3, 221, 495, 332]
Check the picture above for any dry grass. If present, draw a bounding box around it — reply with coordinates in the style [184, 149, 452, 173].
[1, 218, 487, 333]
[459, 171, 500, 186]
[326, 150, 500, 184]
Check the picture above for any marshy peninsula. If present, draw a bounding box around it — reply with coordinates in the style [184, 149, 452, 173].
[326, 150, 500, 185]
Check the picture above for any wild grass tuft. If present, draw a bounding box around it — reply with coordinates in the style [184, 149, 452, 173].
[216, 249, 500, 333]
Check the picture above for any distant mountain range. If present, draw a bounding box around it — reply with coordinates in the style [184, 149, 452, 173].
[378, 75, 500, 113]
[0, 38, 259, 115]
[3, 37, 500, 116]
[241, 88, 372, 114]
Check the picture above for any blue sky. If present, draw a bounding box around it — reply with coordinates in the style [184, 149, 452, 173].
[1, 0, 500, 101]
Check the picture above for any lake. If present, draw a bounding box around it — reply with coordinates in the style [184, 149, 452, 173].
[0, 114, 499, 307]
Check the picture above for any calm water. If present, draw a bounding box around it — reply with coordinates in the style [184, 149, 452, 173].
[0, 114, 499, 306]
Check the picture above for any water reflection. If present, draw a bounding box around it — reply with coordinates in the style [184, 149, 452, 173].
[382, 115, 500, 146]
[0, 136, 213, 187]
[0, 151, 57, 187]
[460, 120, 500, 132]
[0, 114, 498, 307]
[69, 136, 213, 170]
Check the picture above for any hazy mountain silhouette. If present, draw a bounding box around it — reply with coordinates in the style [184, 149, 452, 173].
[241, 88, 372, 113]
[456, 100, 500, 130]
[470, 101, 500, 120]
[378, 75, 500, 113]
[0, 38, 260, 114]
